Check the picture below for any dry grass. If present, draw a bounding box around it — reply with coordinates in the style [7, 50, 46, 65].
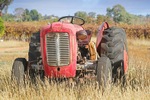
[0, 38, 150, 100]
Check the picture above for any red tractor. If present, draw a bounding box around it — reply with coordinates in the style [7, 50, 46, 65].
[11, 16, 128, 86]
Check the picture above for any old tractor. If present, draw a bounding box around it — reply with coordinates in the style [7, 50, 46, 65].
[11, 16, 128, 86]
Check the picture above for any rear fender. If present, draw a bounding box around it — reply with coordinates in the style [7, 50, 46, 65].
[96, 22, 109, 51]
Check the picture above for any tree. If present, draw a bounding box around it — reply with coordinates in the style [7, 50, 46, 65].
[88, 12, 96, 18]
[86, 12, 96, 23]
[0, 0, 13, 12]
[14, 8, 25, 21]
[96, 14, 113, 24]
[96, 14, 106, 24]
[106, 4, 132, 24]
[30, 9, 41, 21]
[106, 8, 112, 17]
[2, 13, 14, 21]
[22, 9, 31, 21]
[74, 11, 88, 21]
[0, 0, 13, 38]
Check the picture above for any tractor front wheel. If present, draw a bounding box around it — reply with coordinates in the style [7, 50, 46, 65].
[11, 58, 27, 85]
[97, 57, 112, 87]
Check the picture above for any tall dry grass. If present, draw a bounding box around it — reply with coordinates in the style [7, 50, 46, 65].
[0, 39, 150, 100]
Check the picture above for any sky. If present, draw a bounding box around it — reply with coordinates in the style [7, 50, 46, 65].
[7, 0, 150, 17]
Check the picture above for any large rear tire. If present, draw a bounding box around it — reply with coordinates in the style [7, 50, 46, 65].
[100, 27, 128, 84]
[28, 31, 44, 82]
[11, 58, 27, 85]
[97, 57, 112, 87]
[28, 31, 41, 63]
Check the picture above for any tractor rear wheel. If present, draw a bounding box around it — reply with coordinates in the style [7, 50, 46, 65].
[29, 31, 41, 63]
[97, 57, 112, 87]
[28, 31, 44, 82]
[11, 58, 27, 85]
[100, 27, 128, 84]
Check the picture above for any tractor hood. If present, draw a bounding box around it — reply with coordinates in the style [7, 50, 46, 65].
[40, 22, 84, 78]
[40, 22, 84, 36]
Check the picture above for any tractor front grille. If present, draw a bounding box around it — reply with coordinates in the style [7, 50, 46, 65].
[46, 33, 70, 66]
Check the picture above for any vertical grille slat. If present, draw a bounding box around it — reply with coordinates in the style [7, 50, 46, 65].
[46, 33, 70, 66]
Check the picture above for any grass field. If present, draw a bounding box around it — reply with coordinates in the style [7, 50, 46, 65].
[0, 39, 150, 100]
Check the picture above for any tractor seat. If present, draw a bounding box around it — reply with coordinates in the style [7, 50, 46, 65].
[77, 30, 92, 45]
[76, 30, 87, 40]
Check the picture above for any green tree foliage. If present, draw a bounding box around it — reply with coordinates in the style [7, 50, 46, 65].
[0, 17, 5, 37]
[106, 4, 133, 24]
[0, 0, 13, 38]
[86, 12, 96, 23]
[0, 0, 13, 12]
[88, 12, 96, 18]
[2, 13, 14, 21]
[96, 14, 113, 25]
[13, 8, 42, 21]
[74, 11, 97, 23]
[96, 14, 106, 24]
[30, 9, 41, 21]
[14, 8, 25, 21]
[2, 3, 149, 25]
[74, 11, 88, 21]
[22, 9, 31, 21]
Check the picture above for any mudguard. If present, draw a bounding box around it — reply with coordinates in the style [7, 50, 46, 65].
[96, 22, 109, 52]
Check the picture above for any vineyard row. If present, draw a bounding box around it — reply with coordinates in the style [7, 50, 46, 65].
[3, 22, 150, 41]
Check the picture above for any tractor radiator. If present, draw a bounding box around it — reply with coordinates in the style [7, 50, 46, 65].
[46, 33, 70, 66]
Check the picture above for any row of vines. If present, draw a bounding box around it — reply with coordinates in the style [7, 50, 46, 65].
[120, 24, 150, 39]
[84, 23, 150, 39]
[3, 22, 150, 41]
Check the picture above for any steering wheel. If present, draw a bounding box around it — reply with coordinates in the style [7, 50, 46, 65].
[58, 16, 85, 25]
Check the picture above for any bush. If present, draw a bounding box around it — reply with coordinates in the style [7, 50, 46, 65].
[0, 17, 5, 38]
